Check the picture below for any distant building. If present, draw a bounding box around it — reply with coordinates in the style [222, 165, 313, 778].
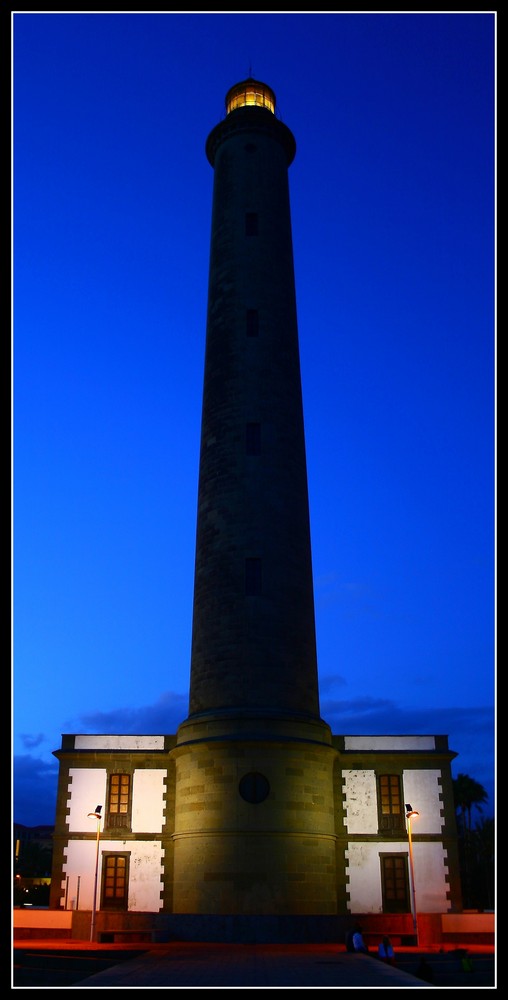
[14, 823, 54, 874]
[49, 79, 462, 941]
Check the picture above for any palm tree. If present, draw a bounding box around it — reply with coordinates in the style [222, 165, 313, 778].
[453, 773, 489, 908]
[470, 816, 495, 910]
[453, 773, 489, 833]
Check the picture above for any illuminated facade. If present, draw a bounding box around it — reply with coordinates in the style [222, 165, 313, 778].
[50, 80, 462, 942]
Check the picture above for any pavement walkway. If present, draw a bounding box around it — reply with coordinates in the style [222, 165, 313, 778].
[69, 942, 432, 988]
[14, 940, 496, 989]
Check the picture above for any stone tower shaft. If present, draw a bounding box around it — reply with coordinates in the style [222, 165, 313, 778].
[188, 82, 320, 721]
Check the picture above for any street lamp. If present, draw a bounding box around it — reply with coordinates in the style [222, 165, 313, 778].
[87, 805, 102, 942]
[405, 804, 419, 946]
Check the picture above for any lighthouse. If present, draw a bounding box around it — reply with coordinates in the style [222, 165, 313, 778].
[49, 77, 462, 944]
[172, 78, 338, 916]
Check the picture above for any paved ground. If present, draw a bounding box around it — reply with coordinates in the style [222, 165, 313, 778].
[13, 941, 496, 989]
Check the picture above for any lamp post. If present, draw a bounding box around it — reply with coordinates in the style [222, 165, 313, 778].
[405, 804, 419, 946]
[87, 806, 102, 942]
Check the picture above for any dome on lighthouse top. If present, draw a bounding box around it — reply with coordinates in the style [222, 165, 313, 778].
[225, 78, 276, 115]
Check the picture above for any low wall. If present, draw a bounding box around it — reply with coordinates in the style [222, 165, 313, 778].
[71, 911, 351, 943]
[441, 912, 495, 945]
[13, 908, 495, 946]
[13, 908, 73, 940]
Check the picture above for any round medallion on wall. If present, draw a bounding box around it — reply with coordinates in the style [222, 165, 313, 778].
[239, 771, 270, 803]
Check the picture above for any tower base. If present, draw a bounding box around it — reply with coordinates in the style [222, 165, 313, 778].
[171, 712, 338, 916]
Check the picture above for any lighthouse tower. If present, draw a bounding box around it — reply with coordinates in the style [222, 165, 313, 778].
[172, 79, 337, 917]
[48, 77, 463, 943]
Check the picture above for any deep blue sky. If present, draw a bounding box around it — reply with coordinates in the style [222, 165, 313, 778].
[13, 12, 495, 827]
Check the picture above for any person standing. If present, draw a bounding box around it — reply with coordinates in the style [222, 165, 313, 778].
[352, 924, 369, 954]
[345, 927, 356, 952]
[378, 936, 395, 964]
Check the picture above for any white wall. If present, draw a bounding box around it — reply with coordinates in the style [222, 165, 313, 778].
[61, 838, 101, 910]
[68, 768, 107, 832]
[414, 841, 450, 912]
[402, 769, 445, 833]
[126, 840, 165, 911]
[343, 770, 378, 834]
[345, 842, 384, 912]
[345, 841, 451, 914]
[343, 768, 445, 836]
[343, 767, 452, 914]
[74, 735, 164, 750]
[60, 766, 168, 911]
[61, 838, 165, 912]
[132, 769, 167, 833]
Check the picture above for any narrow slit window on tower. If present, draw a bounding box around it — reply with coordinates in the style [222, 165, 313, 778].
[246, 422, 261, 455]
[245, 212, 258, 236]
[246, 309, 259, 337]
[245, 557, 262, 596]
